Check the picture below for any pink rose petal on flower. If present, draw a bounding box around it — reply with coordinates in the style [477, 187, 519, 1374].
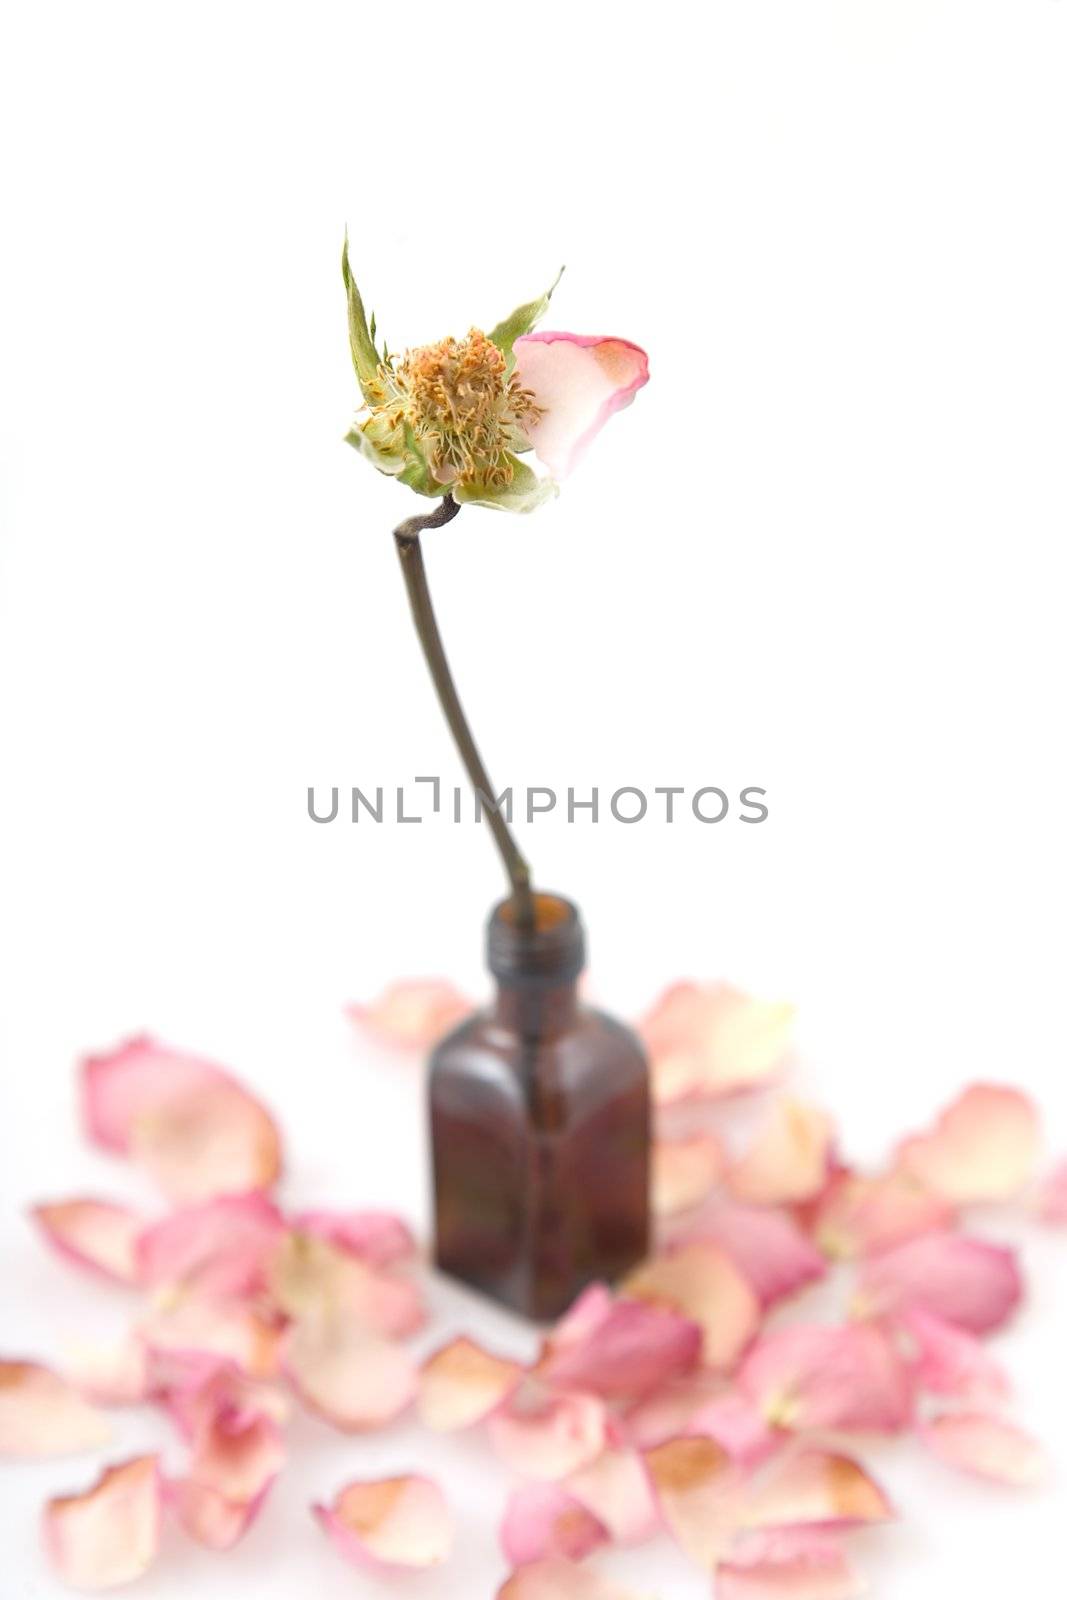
[685, 1202, 826, 1308]
[31, 1199, 143, 1285]
[855, 1232, 1022, 1334]
[82, 1036, 282, 1202]
[497, 1558, 648, 1600]
[1036, 1157, 1067, 1224]
[138, 1298, 283, 1378]
[638, 982, 794, 1105]
[512, 331, 649, 479]
[487, 1381, 608, 1481]
[283, 1316, 416, 1431]
[738, 1324, 912, 1433]
[418, 1335, 523, 1431]
[729, 1101, 833, 1206]
[565, 1446, 661, 1544]
[740, 1450, 894, 1532]
[894, 1307, 1009, 1401]
[895, 1084, 1040, 1204]
[0, 1360, 111, 1457]
[716, 1528, 866, 1600]
[137, 1192, 285, 1300]
[348, 980, 471, 1048]
[653, 1134, 727, 1216]
[289, 1208, 416, 1268]
[539, 1286, 701, 1398]
[43, 1455, 162, 1591]
[500, 1481, 608, 1565]
[812, 1170, 954, 1259]
[644, 1435, 740, 1567]
[169, 1477, 273, 1551]
[624, 1243, 762, 1369]
[314, 1474, 453, 1569]
[919, 1412, 1047, 1487]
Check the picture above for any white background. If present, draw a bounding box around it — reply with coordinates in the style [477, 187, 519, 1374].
[1, 2, 1066, 1595]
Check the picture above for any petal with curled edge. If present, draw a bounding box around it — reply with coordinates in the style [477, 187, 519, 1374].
[487, 1381, 607, 1481]
[539, 1285, 702, 1399]
[919, 1412, 1047, 1487]
[497, 1558, 650, 1600]
[740, 1451, 894, 1532]
[738, 1324, 912, 1433]
[895, 1084, 1040, 1204]
[81, 1036, 281, 1202]
[0, 1360, 111, 1457]
[683, 1202, 825, 1308]
[729, 1101, 833, 1206]
[644, 1435, 741, 1568]
[417, 1335, 524, 1431]
[894, 1306, 1009, 1401]
[812, 1170, 955, 1259]
[283, 1315, 416, 1431]
[638, 983, 794, 1105]
[314, 1474, 453, 1569]
[31, 1198, 143, 1285]
[717, 1528, 867, 1600]
[854, 1232, 1022, 1335]
[500, 1480, 608, 1566]
[623, 1243, 762, 1370]
[653, 1134, 727, 1217]
[512, 332, 648, 479]
[347, 980, 472, 1049]
[289, 1208, 416, 1268]
[169, 1477, 274, 1551]
[137, 1192, 286, 1301]
[44, 1455, 163, 1591]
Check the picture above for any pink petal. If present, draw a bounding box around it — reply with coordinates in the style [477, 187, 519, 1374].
[684, 1202, 826, 1308]
[31, 1199, 143, 1285]
[894, 1306, 1009, 1401]
[565, 1447, 661, 1544]
[643, 1434, 740, 1567]
[539, 1286, 702, 1398]
[855, 1232, 1022, 1334]
[512, 331, 649, 479]
[169, 1477, 272, 1551]
[740, 1450, 894, 1532]
[289, 1208, 416, 1268]
[270, 1230, 423, 1338]
[63, 1338, 150, 1406]
[895, 1084, 1040, 1204]
[1036, 1157, 1067, 1224]
[738, 1324, 912, 1433]
[348, 979, 471, 1048]
[43, 1455, 163, 1591]
[638, 982, 794, 1105]
[685, 1391, 784, 1470]
[716, 1528, 866, 1600]
[623, 1243, 762, 1369]
[500, 1481, 608, 1565]
[152, 1351, 289, 1440]
[187, 1403, 285, 1503]
[417, 1335, 523, 1431]
[497, 1558, 648, 1600]
[314, 1474, 453, 1569]
[137, 1299, 283, 1378]
[812, 1170, 955, 1259]
[729, 1101, 834, 1206]
[0, 1360, 111, 1457]
[653, 1134, 727, 1216]
[487, 1381, 608, 1481]
[82, 1036, 282, 1202]
[623, 1376, 781, 1469]
[919, 1412, 1047, 1487]
[283, 1316, 416, 1430]
[137, 1192, 285, 1300]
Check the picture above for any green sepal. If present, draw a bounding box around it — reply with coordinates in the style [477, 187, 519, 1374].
[344, 421, 406, 477]
[487, 267, 565, 371]
[396, 422, 449, 498]
[454, 456, 558, 514]
[341, 235, 385, 403]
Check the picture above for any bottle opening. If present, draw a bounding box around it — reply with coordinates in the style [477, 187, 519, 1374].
[488, 892, 585, 984]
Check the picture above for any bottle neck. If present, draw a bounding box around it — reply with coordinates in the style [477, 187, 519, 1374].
[493, 977, 581, 1038]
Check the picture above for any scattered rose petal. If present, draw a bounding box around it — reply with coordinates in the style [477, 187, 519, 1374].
[418, 1335, 523, 1431]
[500, 1481, 608, 1565]
[43, 1455, 162, 1591]
[565, 1446, 660, 1544]
[855, 1232, 1022, 1334]
[1035, 1158, 1067, 1225]
[63, 1338, 149, 1406]
[683, 1390, 784, 1469]
[0, 1360, 111, 1457]
[684, 1202, 826, 1307]
[644, 1434, 740, 1567]
[31, 1199, 143, 1285]
[539, 1286, 701, 1398]
[314, 1474, 453, 1569]
[283, 1316, 416, 1430]
[153, 1351, 289, 1439]
[624, 1243, 761, 1369]
[729, 1101, 833, 1206]
[895, 1084, 1040, 1204]
[512, 331, 649, 479]
[919, 1412, 1046, 1486]
[289, 1208, 416, 1268]
[82, 1037, 282, 1202]
[138, 1298, 282, 1378]
[740, 1451, 894, 1532]
[653, 1134, 726, 1216]
[717, 1528, 866, 1600]
[137, 1192, 285, 1300]
[623, 1370, 727, 1448]
[188, 1402, 285, 1502]
[169, 1477, 272, 1551]
[270, 1230, 423, 1338]
[497, 1558, 648, 1600]
[348, 980, 471, 1048]
[894, 1307, 1009, 1401]
[487, 1381, 607, 1480]
[738, 1324, 912, 1433]
[812, 1170, 954, 1259]
[638, 982, 794, 1104]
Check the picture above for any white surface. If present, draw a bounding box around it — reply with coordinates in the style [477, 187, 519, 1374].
[1, 1, 1066, 1595]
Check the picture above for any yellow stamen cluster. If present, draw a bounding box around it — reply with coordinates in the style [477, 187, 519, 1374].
[364, 329, 542, 489]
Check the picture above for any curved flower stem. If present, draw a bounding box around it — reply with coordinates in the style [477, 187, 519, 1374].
[393, 494, 535, 928]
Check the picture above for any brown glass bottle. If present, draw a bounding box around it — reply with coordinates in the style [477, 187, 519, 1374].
[429, 893, 650, 1322]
